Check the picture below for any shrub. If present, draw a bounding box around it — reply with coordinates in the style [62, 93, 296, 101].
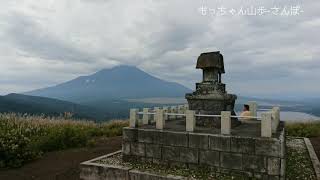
[0, 113, 128, 168]
[286, 121, 320, 137]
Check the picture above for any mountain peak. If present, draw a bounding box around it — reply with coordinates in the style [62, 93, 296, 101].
[95, 65, 140, 74]
[112, 65, 138, 70]
[100, 65, 139, 72]
[26, 66, 191, 103]
[92, 65, 147, 78]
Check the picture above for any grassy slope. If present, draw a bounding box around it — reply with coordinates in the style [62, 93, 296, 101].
[286, 121, 320, 137]
[0, 113, 128, 168]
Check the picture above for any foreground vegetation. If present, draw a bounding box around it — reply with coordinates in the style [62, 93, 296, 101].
[286, 121, 320, 137]
[0, 113, 128, 168]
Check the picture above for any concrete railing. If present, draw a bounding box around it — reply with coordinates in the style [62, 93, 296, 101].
[129, 102, 281, 138]
[130, 105, 189, 128]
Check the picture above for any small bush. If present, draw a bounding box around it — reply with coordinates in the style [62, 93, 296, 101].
[286, 121, 320, 137]
[0, 113, 128, 168]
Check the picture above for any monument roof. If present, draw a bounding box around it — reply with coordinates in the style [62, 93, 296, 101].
[196, 51, 225, 73]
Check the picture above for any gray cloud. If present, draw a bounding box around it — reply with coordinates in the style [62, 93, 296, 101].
[0, 0, 319, 98]
[5, 13, 94, 62]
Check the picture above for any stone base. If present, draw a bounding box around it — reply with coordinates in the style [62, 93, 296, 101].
[122, 125, 286, 179]
[185, 93, 240, 128]
[80, 151, 185, 180]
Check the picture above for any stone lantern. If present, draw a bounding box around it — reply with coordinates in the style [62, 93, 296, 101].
[185, 51, 240, 127]
[197, 51, 225, 83]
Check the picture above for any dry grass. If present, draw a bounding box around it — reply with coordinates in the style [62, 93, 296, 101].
[286, 121, 320, 137]
[0, 113, 128, 168]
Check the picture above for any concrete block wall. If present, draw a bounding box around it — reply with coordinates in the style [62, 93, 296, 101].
[122, 127, 286, 179]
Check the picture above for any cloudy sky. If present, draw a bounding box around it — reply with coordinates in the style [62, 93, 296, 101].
[0, 0, 319, 99]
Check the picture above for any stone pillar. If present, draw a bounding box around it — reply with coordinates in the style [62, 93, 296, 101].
[180, 104, 188, 116]
[163, 106, 169, 121]
[179, 105, 184, 114]
[177, 105, 183, 119]
[221, 111, 231, 135]
[248, 101, 258, 117]
[272, 107, 280, 133]
[184, 104, 189, 110]
[142, 108, 150, 125]
[129, 109, 138, 128]
[186, 110, 196, 132]
[153, 107, 160, 123]
[166, 106, 172, 120]
[168, 107, 173, 120]
[156, 109, 165, 130]
[261, 112, 272, 137]
[171, 106, 177, 119]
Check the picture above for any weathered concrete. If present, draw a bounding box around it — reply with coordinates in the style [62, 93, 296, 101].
[177, 105, 184, 119]
[261, 112, 272, 137]
[171, 106, 177, 119]
[129, 169, 185, 180]
[80, 151, 130, 180]
[80, 151, 187, 180]
[130, 109, 138, 128]
[140, 116, 282, 138]
[163, 107, 169, 121]
[185, 51, 239, 128]
[221, 111, 231, 135]
[142, 108, 150, 125]
[185, 110, 195, 132]
[272, 107, 280, 133]
[153, 107, 160, 123]
[199, 150, 219, 166]
[155, 109, 165, 130]
[122, 126, 285, 179]
[189, 133, 209, 149]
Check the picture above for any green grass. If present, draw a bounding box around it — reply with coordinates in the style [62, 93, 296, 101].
[286, 121, 320, 137]
[0, 113, 128, 168]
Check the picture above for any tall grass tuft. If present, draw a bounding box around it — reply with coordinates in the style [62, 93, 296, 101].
[286, 121, 320, 138]
[0, 113, 128, 168]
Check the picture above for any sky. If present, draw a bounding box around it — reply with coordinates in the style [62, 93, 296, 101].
[0, 0, 319, 99]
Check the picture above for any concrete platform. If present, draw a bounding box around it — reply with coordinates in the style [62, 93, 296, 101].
[80, 151, 186, 180]
[80, 138, 318, 180]
[140, 118, 284, 138]
[122, 120, 286, 179]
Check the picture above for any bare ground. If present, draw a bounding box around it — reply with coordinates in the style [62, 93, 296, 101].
[0, 136, 122, 180]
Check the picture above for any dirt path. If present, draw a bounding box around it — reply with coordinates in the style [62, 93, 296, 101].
[0, 136, 122, 180]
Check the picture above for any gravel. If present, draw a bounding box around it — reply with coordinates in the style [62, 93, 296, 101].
[286, 138, 317, 180]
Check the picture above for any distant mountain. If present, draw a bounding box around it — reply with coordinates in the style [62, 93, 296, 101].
[0, 93, 106, 120]
[22, 65, 320, 119]
[25, 65, 191, 108]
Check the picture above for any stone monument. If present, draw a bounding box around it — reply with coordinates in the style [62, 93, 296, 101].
[186, 51, 240, 127]
[80, 51, 286, 180]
